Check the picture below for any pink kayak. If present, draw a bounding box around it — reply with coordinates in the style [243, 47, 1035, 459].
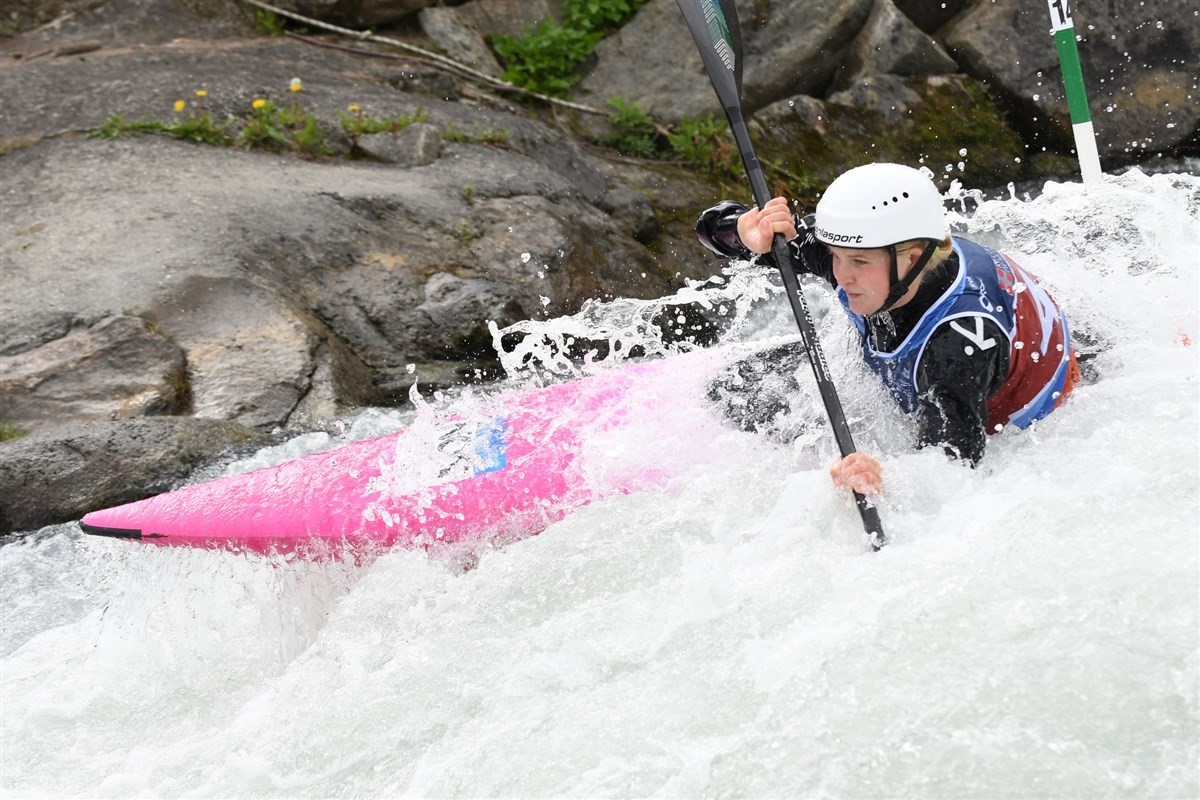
[80, 348, 740, 554]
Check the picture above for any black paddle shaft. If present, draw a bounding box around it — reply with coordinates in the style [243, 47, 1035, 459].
[676, 0, 885, 548]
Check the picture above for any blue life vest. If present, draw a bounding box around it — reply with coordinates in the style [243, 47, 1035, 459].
[837, 238, 1073, 431]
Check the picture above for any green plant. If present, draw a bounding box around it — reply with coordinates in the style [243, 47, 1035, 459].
[291, 113, 328, 155]
[493, 22, 600, 97]
[165, 113, 233, 146]
[473, 126, 510, 147]
[254, 9, 286, 36]
[91, 110, 233, 146]
[90, 114, 168, 139]
[566, 0, 648, 30]
[236, 99, 328, 154]
[442, 121, 510, 147]
[492, 0, 650, 97]
[452, 219, 480, 244]
[236, 99, 291, 150]
[461, 184, 476, 204]
[165, 365, 193, 411]
[0, 422, 29, 442]
[605, 97, 659, 158]
[339, 106, 429, 138]
[667, 113, 734, 170]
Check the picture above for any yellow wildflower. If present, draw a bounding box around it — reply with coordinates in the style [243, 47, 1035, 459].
[252, 98, 267, 110]
[195, 89, 208, 97]
[174, 100, 186, 112]
[348, 104, 361, 112]
[289, 77, 303, 93]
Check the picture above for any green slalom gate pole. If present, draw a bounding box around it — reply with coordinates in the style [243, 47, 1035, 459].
[1046, 0, 1102, 182]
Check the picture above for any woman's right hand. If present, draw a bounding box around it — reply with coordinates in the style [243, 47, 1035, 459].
[736, 196, 798, 254]
[830, 452, 884, 496]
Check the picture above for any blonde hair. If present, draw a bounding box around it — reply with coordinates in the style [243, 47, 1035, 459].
[894, 235, 954, 283]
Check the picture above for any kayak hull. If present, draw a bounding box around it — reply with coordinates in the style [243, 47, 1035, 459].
[80, 351, 733, 554]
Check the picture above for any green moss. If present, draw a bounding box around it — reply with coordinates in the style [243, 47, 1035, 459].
[452, 219, 480, 244]
[340, 107, 429, 138]
[253, 9, 286, 37]
[0, 422, 30, 442]
[754, 76, 1028, 203]
[164, 365, 193, 412]
[903, 78, 1027, 184]
[442, 121, 510, 147]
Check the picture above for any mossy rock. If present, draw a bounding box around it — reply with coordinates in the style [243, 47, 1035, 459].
[750, 75, 1028, 204]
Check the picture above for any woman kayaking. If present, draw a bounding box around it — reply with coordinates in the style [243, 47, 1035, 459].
[696, 162, 1081, 496]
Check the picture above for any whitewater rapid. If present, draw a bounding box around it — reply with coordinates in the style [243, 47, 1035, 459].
[2, 167, 1197, 798]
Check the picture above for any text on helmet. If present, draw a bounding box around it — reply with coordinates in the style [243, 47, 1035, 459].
[817, 228, 865, 244]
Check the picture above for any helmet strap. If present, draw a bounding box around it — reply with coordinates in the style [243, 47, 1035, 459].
[873, 240, 938, 316]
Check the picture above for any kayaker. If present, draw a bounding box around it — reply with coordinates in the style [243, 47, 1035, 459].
[696, 162, 1080, 496]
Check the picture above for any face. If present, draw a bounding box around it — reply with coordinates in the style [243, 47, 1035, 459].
[828, 245, 921, 315]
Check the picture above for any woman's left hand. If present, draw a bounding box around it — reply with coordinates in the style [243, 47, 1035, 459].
[830, 452, 883, 495]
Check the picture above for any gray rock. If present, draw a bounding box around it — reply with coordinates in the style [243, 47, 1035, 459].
[147, 276, 317, 429]
[0, 315, 187, 435]
[418, 5, 503, 77]
[828, 74, 924, 121]
[356, 122, 443, 166]
[833, 0, 959, 90]
[572, 0, 873, 131]
[0, 36, 698, 428]
[893, 0, 968, 34]
[735, 0, 876, 112]
[0, 417, 269, 535]
[452, 0, 561, 38]
[269, 0, 463, 28]
[595, 185, 660, 244]
[2, 0, 251, 52]
[286, 339, 375, 428]
[756, 94, 830, 137]
[244, 0, 560, 35]
[940, 0, 1200, 159]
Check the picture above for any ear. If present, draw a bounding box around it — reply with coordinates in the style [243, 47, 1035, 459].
[897, 246, 922, 279]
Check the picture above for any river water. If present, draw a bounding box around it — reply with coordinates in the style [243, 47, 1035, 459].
[2, 167, 1197, 798]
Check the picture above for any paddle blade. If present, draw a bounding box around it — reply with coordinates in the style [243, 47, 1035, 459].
[677, 0, 744, 105]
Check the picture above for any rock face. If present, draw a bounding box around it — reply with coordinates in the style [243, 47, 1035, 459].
[0, 32, 710, 428]
[573, 0, 876, 125]
[0, 316, 188, 434]
[941, 0, 1200, 158]
[0, 418, 269, 534]
[572, 0, 1197, 160]
[832, 0, 959, 90]
[418, 0, 561, 77]
[271, 0, 477, 29]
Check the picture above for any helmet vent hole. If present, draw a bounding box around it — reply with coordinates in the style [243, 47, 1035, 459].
[893, 196, 899, 202]
[903, 192, 910, 198]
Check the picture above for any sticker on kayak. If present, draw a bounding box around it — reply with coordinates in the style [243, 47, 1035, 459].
[431, 415, 510, 480]
[471, 416, 508, 475]
[364, 414, 511, 505]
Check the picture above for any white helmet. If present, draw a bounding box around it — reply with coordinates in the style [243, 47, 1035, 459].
[814, 163, 947, 248]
